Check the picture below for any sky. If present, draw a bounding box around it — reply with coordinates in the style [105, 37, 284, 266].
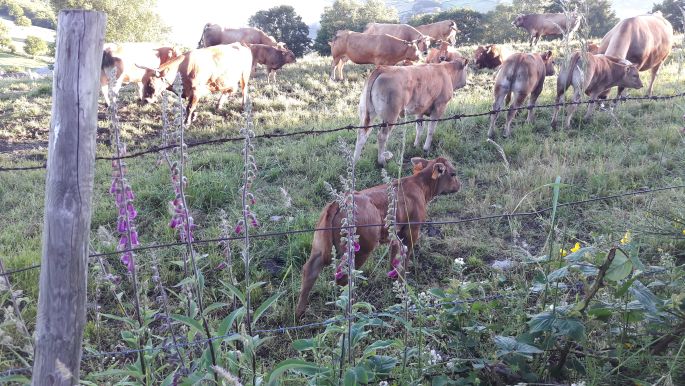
[157, 0, 659, 47]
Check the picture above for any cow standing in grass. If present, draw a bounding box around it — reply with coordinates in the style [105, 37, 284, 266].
[363, 22, 432, 53]
[355, 58, 469, 166]
[487, 51, 555, 139]
[248, 44, 296, 83]
[295, 157, 461, 318]
[198, 24, 283, 48]
[414, 20, 460, 45]
[512, 13, 580, 47]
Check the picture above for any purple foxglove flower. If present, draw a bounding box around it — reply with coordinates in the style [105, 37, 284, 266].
[109, 179, 117, 194]
[354, 242, 360, 252]
[115, 193, 124, 205]
[130, 230, 139, 246]
[125, 187, 135, 200]
[117, 218, 127, 233]
[119, 206, 126, 216]
[391, 258, 401, 268]
[120, 252, 134, 273]
[335, 269, 345, 281]
[119, 235, 128, 248]
[169, 217, 178, 229]
[387, 269, 399, 279]
[216, 261, 227, 270]
[127, 203, 137, 219]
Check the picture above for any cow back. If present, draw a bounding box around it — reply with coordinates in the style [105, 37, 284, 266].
[332, 31, 420, 66]
[598, 14, 673, 71]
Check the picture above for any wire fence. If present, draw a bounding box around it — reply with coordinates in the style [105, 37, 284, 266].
[1, 90, 684, 173]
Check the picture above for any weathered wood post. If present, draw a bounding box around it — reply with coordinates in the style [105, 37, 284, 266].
[32, 10, 106, 385]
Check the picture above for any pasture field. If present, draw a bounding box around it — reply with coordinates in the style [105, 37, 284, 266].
[1, 39, 684, 385]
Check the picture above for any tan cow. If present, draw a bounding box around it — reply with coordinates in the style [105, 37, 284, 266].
[248, 44, 296, 82]
[364, 22, 432, 52]
[598, 13, 673, 97]
[587, 41, 600, 54]
[487, 51, 555, 139]
[512, 13, 580, 47]
[473, 44, 511, 69]
[329, 30, 422, 81]
[198, 24, 281, 48]
[355, 58, 469, 166]
[550, 52, 643, 129]
[415, 20, 459, 44]
[295, 157, 461, 318]
[425, 40, 463, 63]
[100, 43, 179, 106]
[139, 43, 252, 125]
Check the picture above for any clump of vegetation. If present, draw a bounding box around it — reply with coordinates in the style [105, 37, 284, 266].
[249, 5, 311, 57]
[22, 35, 46, 56]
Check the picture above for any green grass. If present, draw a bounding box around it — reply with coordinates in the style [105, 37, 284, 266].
[0, 51, 49, 70]
[0, 40, 684, 384]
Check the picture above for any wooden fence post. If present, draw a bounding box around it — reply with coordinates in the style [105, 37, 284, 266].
[32, 10, 106, 385]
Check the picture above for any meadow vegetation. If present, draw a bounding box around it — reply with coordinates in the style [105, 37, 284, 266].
[0, 38, 684, 385]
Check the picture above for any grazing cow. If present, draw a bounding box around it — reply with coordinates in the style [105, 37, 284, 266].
[295, 156, 461, 318]
[139, 43, 252, 125]
[425, 40, 463, 63]
[550, 52, 643, 129]
[415, 20, 459, 44]
[100, 43, 179, 106]
[355, 58, 469, 166]
[329, 30, 422, 81]
[598, 13, 673, 97]
[248, 44, 296, 82]
[487, 51, 555, 139]
[512, 13, 580, 46]
[364, 22, 432, 53]
[198, 24, 281, 48]
[473, 44, 511, 69]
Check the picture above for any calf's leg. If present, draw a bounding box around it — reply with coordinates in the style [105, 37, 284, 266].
[488, 89, 507, 139]
[413, 120, 424, 148]
[503, 92, 527, 138]
[377, 122, 395, 166]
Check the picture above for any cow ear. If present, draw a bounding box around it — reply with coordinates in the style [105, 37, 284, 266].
[431, 163, 446, 180]
[463, 58, 469, 66]
[486, 45, 493, 53]
[411, 157, 429, 173]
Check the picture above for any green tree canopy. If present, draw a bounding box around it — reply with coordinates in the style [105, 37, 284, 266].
[249, 5, 311, 57]
[652, 0, 684, 32]
[408, 8, 486, 45]
[50, 0, 170, 42]
[24, 35, 47, 55]
[314, 0, 398, 55]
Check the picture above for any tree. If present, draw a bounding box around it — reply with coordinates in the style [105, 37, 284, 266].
[0, 20, 14, 50]
[653, 0, 684, 33]
[544, 0, 618, 38]
[50, 0, 169, 42]
[15, 14, 30, 26]
[249, 5, 311, 57]
[408, 8, 486, 45]
[314, 0, 398, 55]
[24, 35, 47, 55]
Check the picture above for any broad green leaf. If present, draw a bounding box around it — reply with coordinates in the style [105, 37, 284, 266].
[493, 335, 543, 358]
[587, 306, 613, 321]
[564, 247, 596, 263]
[218, 307, 245, 337]
[293, 338, 316, 352]
[528, 312, 585, 340]
[247, 281, 267, 294]
[606, 250, 632, 282]
[252, 291, 282, 328]
[431, 375, 452, 386]
[365, 355, 397, 375]
[266, 359, 326, 386]
[629, 280, 659, 315]
[344, 366, 369, 386]
[203, 302, 229, 317]
[616, 276, 639, 297]
[90, 368, 142, 380]
[100, 313, 138, 329]
[0, 375, 30, 384]
[547, 266, 569, 282]
[220, 280, 246, 306]
[174, 276, 197, 288]
[362, 339, 398, 358]
[170, 314, 205, 335]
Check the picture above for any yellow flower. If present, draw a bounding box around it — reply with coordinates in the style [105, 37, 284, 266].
[560, 249, 568, 257]
[623, 342, 634, 349]
[682, 229, 685, 235]
[620, 230, 631, 245]
[570, 242, 581, 253]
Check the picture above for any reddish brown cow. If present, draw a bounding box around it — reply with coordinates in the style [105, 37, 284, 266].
[512, 13, 580, 47]
[473, 44, 510, 69]
[415, 20, 459, 44]
[550, 52, 643, 129]
[100, 43, 179, 106]
[355, 59, 469, 166]
[487, 51, 555, 139]
[329, 30, 422, 81]
[139, 43, 252, 125]
[364, 22, 432, 52]
[248, 44, 296, 82]
[598, 13, 673, 97]
[587, 41, 600, 54]
[198, 24, 281, 48]
[295, 157, 461, 318]
[425, 40, 463, 63]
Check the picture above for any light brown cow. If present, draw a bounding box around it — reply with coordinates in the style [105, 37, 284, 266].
[487, 51, 555, 139]
[139, 43, 252, 125]
[587, 41, 600, 54]
[364, 22, 432, 52]
[329, 30, 422, 81]
[355, 58, 469, 166]
[550, 52, 643, 129]
[248, 44, 296, 82]
[415, 20, 459, 44]
[295, 157, 461, 318]
[425, 40, 463, 63]
[473, 44, 511, 69]
[198, 24, 281, 48]
[100, 43, 179, 106]
[598, 13, 673, 97]
[512, 13, 580, 47]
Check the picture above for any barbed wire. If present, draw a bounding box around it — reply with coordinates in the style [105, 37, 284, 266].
[1, 90, 683, 173]
[2, 184, 683, 277]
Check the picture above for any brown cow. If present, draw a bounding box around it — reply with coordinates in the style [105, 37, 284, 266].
[512, 13, 580, 47]
[295, 156, 461, 318]
[425, 40, 463, 63]
[415, 20, 459, 44]
[364, 22, 432, 52]
[198, 24, 281, 48]
[248, 44, 296, 82]
[487, 51, 555, 139]
[329, 30, 422, 81]
[355, 58, 469, 166]
[587, 41, 600, 54]
[139, 43, 252, 125]
[100, 43, 179, 106]
[473, 44, 510, 69]
[550, 52, 643, 129]
[598, 13, 673, 97]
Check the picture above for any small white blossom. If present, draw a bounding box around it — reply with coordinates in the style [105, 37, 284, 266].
[378, 382, 389, 386]
[453, 257, 465, 267]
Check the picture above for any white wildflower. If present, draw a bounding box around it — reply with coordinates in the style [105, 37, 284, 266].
[453, 257, 465, 267]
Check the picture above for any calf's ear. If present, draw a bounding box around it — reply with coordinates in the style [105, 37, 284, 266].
[411, 157, 429, 173]
[432, 163, 446, 180]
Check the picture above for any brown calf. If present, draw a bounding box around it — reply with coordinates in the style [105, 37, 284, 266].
[487, 51, 555, 139]
[550, 52, 643, 129]
[295, 157, 462, 318]
[198, 24, 281, 48]
[425, 40, 463, 63]
[473, 44, 510, 69]
[512, 13, 580, 47]
[364, 22, 432, 53]
[415, 20, 459, 44]
[248, 44, 296, 83]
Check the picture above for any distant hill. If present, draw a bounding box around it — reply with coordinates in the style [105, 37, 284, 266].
[0, 15, 54, 69]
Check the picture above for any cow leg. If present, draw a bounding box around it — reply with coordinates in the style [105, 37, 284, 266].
[377, 123, 394, 166]
[565, 87, 582, 129]
[136, 82, 144, 102]
[584, 92, 599, 120]
[503, 93, 527, 138]
[353, 128, 372, 163]
[526, 91, 541, 123]
[216, 92, 229, 111]
[330, 58, 338, 80]
[185, 94, 199, 125]
[296, 247, 335, 318]
[100, 70, 111, 106]
[647, 63, 662, 97]
[488, 92, 506, 139]
[423, 111, 443, 152]
[413, 120, 424, 147]
[551, 91, 564, 129]
[393, 224, 421, 271]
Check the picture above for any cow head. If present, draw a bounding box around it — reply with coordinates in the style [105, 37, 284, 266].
[512, 14, 525, 27]
[620, 64, 643, 89]
[473, 45, 499, 69]
[281, 47, 296, 64]
[415, 35, 431, 55]
[405, 40, 422, 62]
[137, 64, 170, 104]
[541, 50, 555, 76]
[411, 157, 461, 196]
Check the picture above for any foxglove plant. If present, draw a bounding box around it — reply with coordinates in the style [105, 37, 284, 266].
[381, 168, 408, 280]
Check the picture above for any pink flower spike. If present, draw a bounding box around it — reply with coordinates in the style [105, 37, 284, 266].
[125, 188, 135, 200]
[117, 218, 127, 233]
[354, 242, 360, 252]
[127, 203, 137, 219]
[119, 235, 128, 247]
[391, 258, 401, 268]
[335, 269, 346, 281]
[109, 179, 117, 194]
[387, 269, 399, 279]
[130, 231, 139, 246]
[120, 252, 134, 273]
[169, 218, 178, 229]
[216, 262, 227, 270]
[235, 225, 242, 234]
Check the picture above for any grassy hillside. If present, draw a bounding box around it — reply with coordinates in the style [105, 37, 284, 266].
[0, 39, 684, 384]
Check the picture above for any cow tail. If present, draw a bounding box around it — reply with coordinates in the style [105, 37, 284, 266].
[101, 48, 114, 70]
[363, 67, 384, 125]
[559, 51, 580, 95]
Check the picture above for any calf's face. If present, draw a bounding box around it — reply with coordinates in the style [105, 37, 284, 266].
[141, 69, 168, 104]
[622, 65, 643, 89]
[541, 50, 555, 76]
[411, 157, 462, 195]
